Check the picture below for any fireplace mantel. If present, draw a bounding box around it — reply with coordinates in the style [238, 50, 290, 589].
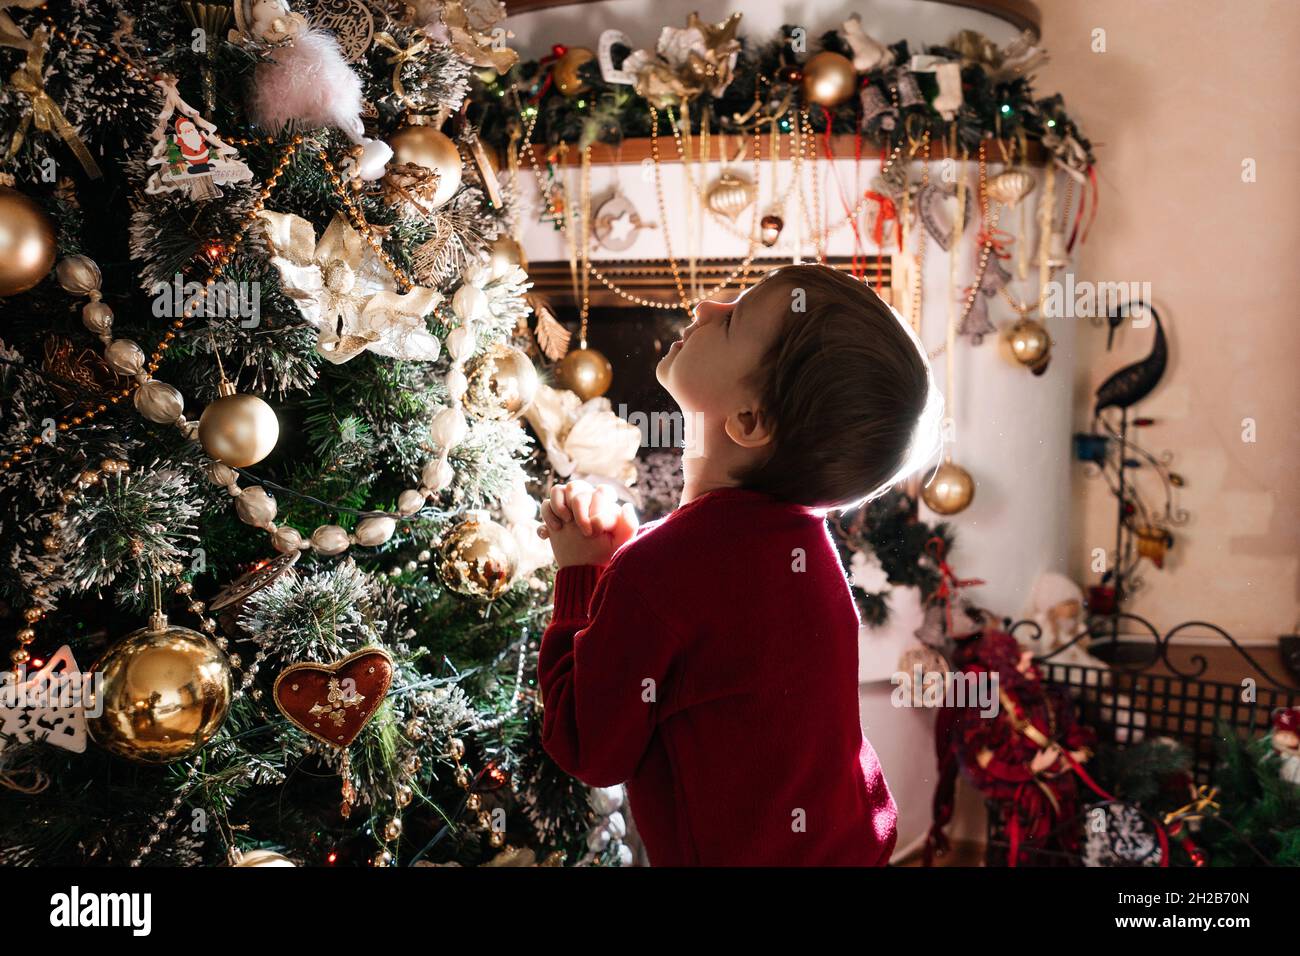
[525, 256, 895, 310]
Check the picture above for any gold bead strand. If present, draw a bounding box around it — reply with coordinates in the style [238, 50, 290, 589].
[647, 104, 690, 314]
[319, 147, 415, 292]
[2, 139, 301, 468]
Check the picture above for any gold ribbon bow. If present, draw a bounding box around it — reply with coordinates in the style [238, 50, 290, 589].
[373, 31, 430, 108]
[1163, 785, 1221, 828]
[7, 28, 102, 178]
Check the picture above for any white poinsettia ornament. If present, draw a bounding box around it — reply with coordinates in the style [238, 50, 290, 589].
[523, 384, 642, 487]
[850, 549, 890, 594]
[257, 210, 443, 364]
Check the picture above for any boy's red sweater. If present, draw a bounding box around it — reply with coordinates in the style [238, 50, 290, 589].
[538, 487, 898, 866]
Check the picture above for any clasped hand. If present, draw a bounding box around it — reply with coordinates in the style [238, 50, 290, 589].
[538, 480, 639, 568]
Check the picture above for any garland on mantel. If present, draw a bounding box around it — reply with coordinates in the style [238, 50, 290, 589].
[469, 17, 1093, 176]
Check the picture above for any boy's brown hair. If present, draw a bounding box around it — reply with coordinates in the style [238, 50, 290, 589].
[737, 264, 944, 509]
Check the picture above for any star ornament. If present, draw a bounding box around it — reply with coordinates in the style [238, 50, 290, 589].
[687, 11, 742, 47]
[258, 210, 443, 364]
[605, 209, 636, 243]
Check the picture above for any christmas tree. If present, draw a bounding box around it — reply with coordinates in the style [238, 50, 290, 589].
[0, 0, 626, 867]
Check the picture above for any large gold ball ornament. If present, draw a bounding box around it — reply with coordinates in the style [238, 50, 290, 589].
[87, 618, 232, 764]
[486, 235, 527, 276]
[198, 387, 280, 468]
[922, 460, 976, 516]
[231, 849, 296, 867]
[439, 511, 519, 600]
[387, 125, 463, 209]
[800, 52, 857, 108]
[556, 347, 612, 401]
[1006, 317, 1052, 371]
[553, 47, 595, 97]
[0, 185, 57, 297]
[465, 343, 539, 420]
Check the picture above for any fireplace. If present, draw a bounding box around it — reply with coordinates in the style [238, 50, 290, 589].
[529, 256, 895, 517]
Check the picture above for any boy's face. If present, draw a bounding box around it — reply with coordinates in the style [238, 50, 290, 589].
[655, 276, 788, 441]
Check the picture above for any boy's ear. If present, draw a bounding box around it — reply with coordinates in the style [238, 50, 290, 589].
[724, 407, 773, 449]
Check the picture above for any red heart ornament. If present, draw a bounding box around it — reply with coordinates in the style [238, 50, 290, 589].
[273, 647, 393, 748]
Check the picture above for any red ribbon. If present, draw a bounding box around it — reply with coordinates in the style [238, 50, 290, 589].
[1066, 164, 1099, 252]
[529, 44, 568, 104]
[976, 225, 1015, 260]
[1003, 701, 1174, 868]
[817, 109, 868, 272]
[864, 191, 899, 250]
[923, 536, 984, 636]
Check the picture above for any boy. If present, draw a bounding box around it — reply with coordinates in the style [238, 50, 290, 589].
[537, 264, 944, 866]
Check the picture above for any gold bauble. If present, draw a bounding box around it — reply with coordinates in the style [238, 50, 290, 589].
[387, 125, 463, 209]
[1007, 317, 1052, 369]
[800, 52, 857, 107]
[553, 47, 595, 97]
[486, 235, 527, 275]
[439, 511, 519, 600]
[465, 343, 539, 420]
[0, 185, 57, 297]
[87, 618, 232, 764]
[556, 347, 612, 401]
[922, 461, 976, 516]
[198, 387, 280, 468]
[231, 849, 296, 867]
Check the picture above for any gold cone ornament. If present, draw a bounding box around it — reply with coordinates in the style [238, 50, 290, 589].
[556, 346, 612, 401]
[199, 380, 280, 468]
[465, 343, 539, 420]
[439, 511, 519, 600]
[0, 185, 57, 297]
[800, 51, 857, 107]
[386, 123, 462, 209]
[986, 169, 1036, 207]
[87, 612, 232, 764]
[922, 460, 976, 515]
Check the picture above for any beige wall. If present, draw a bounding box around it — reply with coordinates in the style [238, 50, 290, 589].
[1034, 0, 1300, 644]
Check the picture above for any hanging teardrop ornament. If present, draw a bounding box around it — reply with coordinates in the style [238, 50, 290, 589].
[704, 170, 757, 221]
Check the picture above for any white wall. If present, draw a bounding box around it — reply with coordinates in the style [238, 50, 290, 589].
[1034, 0, 1300, 645]
[504, 0, 1023, 62]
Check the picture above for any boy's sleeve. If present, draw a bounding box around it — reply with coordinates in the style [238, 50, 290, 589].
[538, 563, 681, 787]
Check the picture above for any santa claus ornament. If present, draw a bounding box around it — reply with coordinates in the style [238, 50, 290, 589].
[1271, 707, 1300, 785]
[146, 78, 253, 201]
